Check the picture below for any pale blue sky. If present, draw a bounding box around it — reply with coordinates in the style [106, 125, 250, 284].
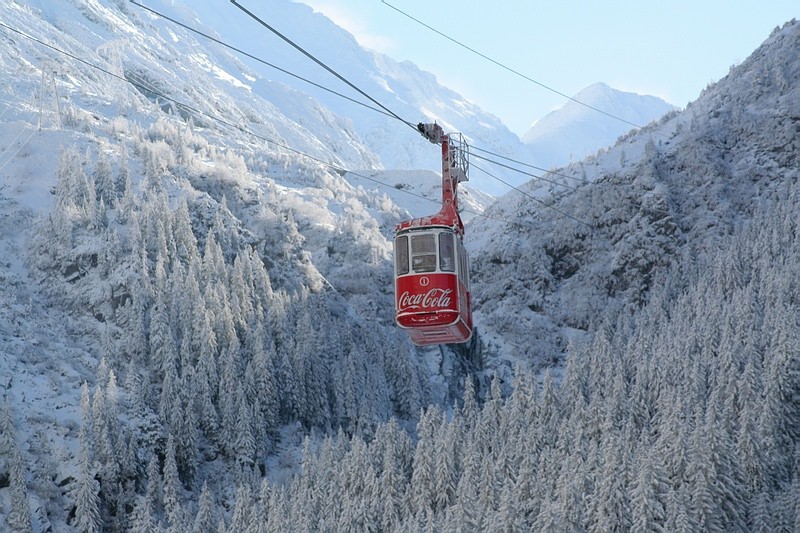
[299, 0, 797, 135]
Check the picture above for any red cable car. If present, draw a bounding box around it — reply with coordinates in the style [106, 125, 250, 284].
[394, 123, 473, 346]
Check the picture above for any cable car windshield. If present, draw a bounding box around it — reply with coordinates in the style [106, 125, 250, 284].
[411, 234, 437, 273]
[396, 230, 459, 275]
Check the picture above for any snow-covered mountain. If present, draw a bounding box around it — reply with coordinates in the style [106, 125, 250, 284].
[471, 22, 800, 372]
[152, 0, 536, 195]
[0, 0, 798, 530]
[522, 82, 677, 169]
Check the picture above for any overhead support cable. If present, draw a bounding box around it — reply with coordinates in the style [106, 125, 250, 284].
[230, 0, 419, 134]
[470, 152, 580, 191]
[381, 0, 648, 132]
[2, 13, 597, 230]
[129, 1, 399, 121]
[131, 0, 591, 190]
[0, 20, 537, 230]
[471, 162, 594, 229]
[469, 145, 589, 186]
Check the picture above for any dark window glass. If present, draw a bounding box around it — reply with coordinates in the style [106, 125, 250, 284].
[395, 235, 409, 275]
[439, 232, 455, 272]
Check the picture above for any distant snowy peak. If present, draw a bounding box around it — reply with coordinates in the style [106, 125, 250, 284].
[523, 82, 676, 140]
[521, 82, 677, 168]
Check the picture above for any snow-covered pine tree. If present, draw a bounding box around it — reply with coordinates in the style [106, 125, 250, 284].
[2, 401, 33, 532]
[129, 495, 159, 533]
[408, 406, 441, 516]
[233, 383, 257, 480]
[145, 455, 162, 517]
[431, 413, 459, 512]
[248, 323, 280, 451]
[373, 418, 412, 530]
[630, 447, 668, 532]
[228, 484, 253, 533]
[93, 148, 115, 209]
[162, 435, 185, 531]
[72, 383, 102, 533]
[174, 369, 199, 483]
[193, 481, 218, 533]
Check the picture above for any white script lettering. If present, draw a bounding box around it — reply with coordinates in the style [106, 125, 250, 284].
[399, 288, 453, 310]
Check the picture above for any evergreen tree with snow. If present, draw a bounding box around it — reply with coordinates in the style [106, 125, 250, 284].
[192, 482, 218, 533]
[129, 495, 159, 533]
[162, 435, 185, 532]
[2, 400, 32, 532]
[73, 383, 102, 533]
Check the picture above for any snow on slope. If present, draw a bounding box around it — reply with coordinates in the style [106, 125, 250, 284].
[167, 0, 537, 195]
[8, 0, 383, 171]
[522, 82, 677, 169]
[470, 19, 800, 375]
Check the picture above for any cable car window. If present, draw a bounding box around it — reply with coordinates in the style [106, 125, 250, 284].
[395, 235, 409, 275]
[411, 234, 437, 273]
[439, 232, 455, 272]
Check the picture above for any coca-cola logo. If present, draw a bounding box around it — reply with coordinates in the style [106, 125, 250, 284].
[399, 288, 453, 311]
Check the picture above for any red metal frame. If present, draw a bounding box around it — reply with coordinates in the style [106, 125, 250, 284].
[395, 124, 467, 237]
